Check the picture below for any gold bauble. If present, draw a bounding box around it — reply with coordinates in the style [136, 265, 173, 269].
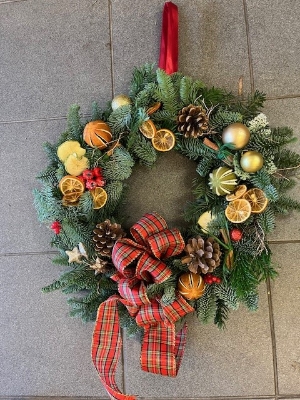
[222, 122, 250, 149]
[111, 94, 131, 110]
[240, 151, 264, 173]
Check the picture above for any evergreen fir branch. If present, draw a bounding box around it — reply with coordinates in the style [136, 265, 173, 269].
[108, 105, 132, 136]
[273, 148, 300, 170]
[195, 285, 216, 324]
[68, 291, 101, 322]
[105, 181, 124, 213]
[176, 137, 217, 161]
[230, 90, 266, 119]
[43, 142, 60, 163]
[199, 86, 233, 107]
[179, 76, 205, 105]
[67, 104, 84, 142]
[91, 101, 104, 121]
[242, 292, 259, 311]
[61, 219, 94, 251]
[118, 303, 143, 337]
[271, 175, 297, 192]
[214, 283, 239, 310]
[155, 68, 179, 115]
[270, 126, 295, 149]
[196, 155, 220, 177]
[51, 254, 69, 266]
[192, 176, 209, 198]
[214, 298, 230, 329]
[129, 63, 157, 99]
[263, 184, 279, 202]
[161, 286, 176, 305]
[134, 83, 157, 108]
[76, 191, 95, 221]
[132, 136, 157, 166]
[42, 279, 67, 293]
[257, 208, 276, 233]
[271, 195, 300, 214]
[60, 268, 98, 294]
[36, 165, 58, 186]
[56, 164, 67, 182]
[103, 147, 134, 181]
[230, 252, 259, 298]
[210, 109, 243, 131]
[248, 169, 271, 189]
[33, 186, 63, 223]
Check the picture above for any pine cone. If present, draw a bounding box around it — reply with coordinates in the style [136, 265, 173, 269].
[181, 236, 221, 274]
[177, 104, 209, 138]
[93, 220, 125, 257]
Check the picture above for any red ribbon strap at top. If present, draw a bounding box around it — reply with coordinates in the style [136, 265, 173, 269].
[92, 213, 194, 400]
[158, 2, 179, 74]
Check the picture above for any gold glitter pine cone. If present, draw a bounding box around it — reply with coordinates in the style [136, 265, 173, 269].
[177, 104, 209, 138]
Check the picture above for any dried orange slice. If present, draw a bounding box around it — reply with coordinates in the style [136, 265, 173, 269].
[62, 192, 81, 206]
[146, 102, 161, 115]
[139, 120, 157, 139]
[90, 187, 108, 209]
[106, 139, 121, 156]
[243, 188, 268, 214]
[225, 199, 251, 223]
[59, 175, 85, 195]
[226, 184, 248, 201]
[152, 129, 175, 152]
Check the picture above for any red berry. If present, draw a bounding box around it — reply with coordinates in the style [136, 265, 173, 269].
[230, 228, 243, 242]
[95, 177, 106, 187]
[216, 277, 222, 284]
[82, 169, 94, 180]
[93, 167, 103, 177]
[212, 276, 218, 282]
[51, 221, 61, 234]
[86, 179, 98, 190]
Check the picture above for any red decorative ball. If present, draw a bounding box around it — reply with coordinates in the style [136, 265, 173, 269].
[93, 167, 103, 177]
[230, 228, 243, 241]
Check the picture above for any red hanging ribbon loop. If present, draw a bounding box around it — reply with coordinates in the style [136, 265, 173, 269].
[158, 1, 179, 74]
[91, 213, 194, 400]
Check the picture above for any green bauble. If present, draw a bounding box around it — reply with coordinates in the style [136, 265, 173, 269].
[222, 122, 250, 149]
[209, 167, 238, 196]
[240, 151, 264, 172]
[111, 94, 131, 110]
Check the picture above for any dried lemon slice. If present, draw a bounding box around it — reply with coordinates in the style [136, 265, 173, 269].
[243, 188, 268, 214]
[226, 185, 248, 201]
[90, 187, 108, 209]
[152, 129, 175, 152]
[59, 175, 85, 195]
[225, 199, 251, 223]
[139, 120, 157, 139]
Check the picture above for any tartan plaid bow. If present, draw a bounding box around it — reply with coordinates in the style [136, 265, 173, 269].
[92, 213, 194, 400]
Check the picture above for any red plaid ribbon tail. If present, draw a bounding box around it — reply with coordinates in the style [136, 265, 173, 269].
[140, 322, 188, 376]
[91, 296, 136, 400]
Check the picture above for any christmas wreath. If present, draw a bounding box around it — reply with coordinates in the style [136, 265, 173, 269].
[34, 63, 300, 399]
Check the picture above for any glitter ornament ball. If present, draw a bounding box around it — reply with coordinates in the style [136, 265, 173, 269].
[222, 122, 250, 150]
[230, 228, 243, 242]
[111, 94, 131, 110]
[240, 150, 264, 173]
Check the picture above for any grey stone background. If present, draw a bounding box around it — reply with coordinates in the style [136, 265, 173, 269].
[1, 0, 300, 399]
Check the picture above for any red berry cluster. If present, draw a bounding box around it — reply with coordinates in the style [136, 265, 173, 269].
[51, 221, 61, 234]
[80, 168, 106, 190]
[203, 274, 222, 285]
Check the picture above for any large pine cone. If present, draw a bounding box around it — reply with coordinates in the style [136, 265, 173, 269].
[177, 104, 209, 138]
[93, 220, 125, 257]
[181, 236, 221, 274]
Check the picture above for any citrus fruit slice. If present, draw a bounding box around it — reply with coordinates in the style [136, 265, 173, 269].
[90, 187, 108, 209]
[197, 211, 215, 231]
[146, 102, 161, 115]
[226, 184, 247, 201]
[225, 199, 251, 223]
[152, 129, 175, 152]
[139, 120, 157, 139]
[59, 175, 85, 195]
[62, 192, 81, 206]
[243, 188, 268, 214]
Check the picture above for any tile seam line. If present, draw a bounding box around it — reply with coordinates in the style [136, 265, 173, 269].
[0, 0, 28, 3]
[1, 93, 300, 126]
[243, 0, 255, 94]
[266, 277, 280, 397]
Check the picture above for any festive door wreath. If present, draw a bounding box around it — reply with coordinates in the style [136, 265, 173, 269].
[34, 63, 300, 399]
[34, 5, 300, 400]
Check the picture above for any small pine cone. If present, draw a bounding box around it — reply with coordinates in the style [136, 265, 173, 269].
[93, 219, 125, 257]
[177, 104, 209, 138]
[181, 236, 221, 274]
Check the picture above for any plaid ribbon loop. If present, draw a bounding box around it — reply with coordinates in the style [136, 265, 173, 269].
[92, 213, 194, 400]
